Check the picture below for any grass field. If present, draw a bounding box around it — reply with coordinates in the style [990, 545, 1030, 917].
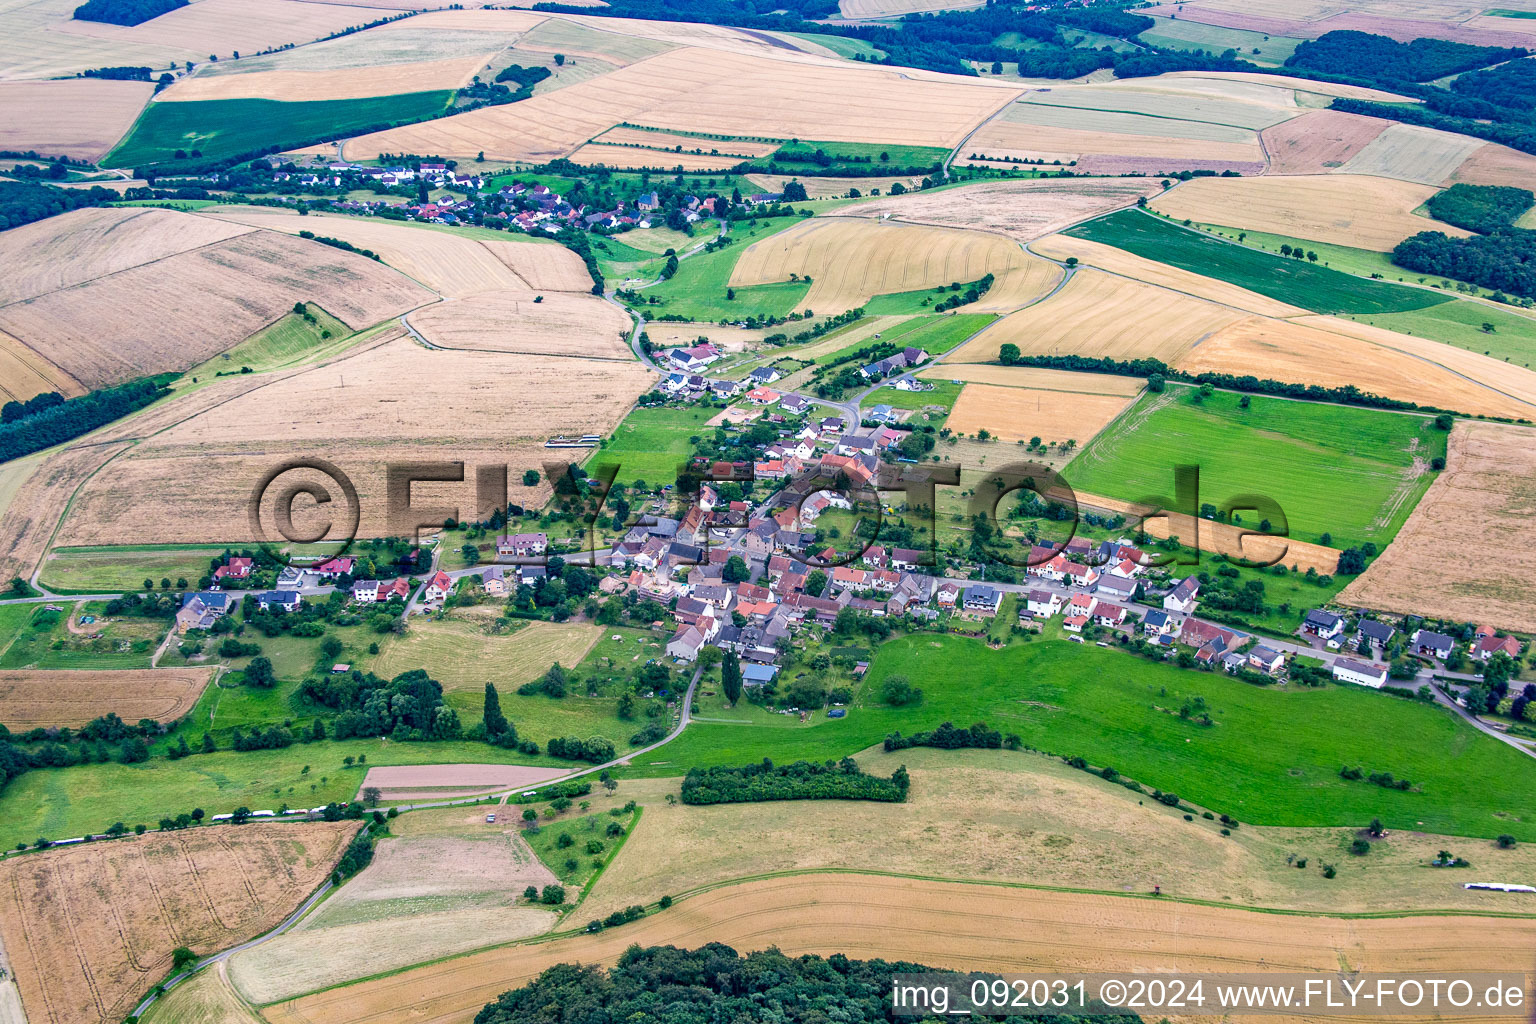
[1136, 21, 1301, 64]
[524, 804, 641, 894]
[0, 603, 164, 670]
[632, 633, 1535, 840]
[185, 305, 359, 379]
[40, 545, 227, 592]
[586, 405, 718, 488]
[1343, 300, 1536, 370]
[638, 216, 811, 320]
[770, 140, 948, 172]
[781, 32, 885, 59]
[107, 92, 454, 166]
[1065, 209, 1452, 315]
[1062, 387, 1443, 549]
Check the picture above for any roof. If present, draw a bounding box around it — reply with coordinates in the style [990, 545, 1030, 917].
[742, 664, 778, 683]
[1305, 608, 1343, 628]
[1358, 619, 1395, 641]
[1334, 657, 1385, 678]
[1414, 629, 1456, 649]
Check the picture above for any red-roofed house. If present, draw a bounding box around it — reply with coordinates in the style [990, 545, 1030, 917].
[213, 557, 253, 581]
[746, 387, 781, 405]
[424, 571, 454, 603]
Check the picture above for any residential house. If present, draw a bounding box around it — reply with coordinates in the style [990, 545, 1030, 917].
[1411, 629, 1455, 660]
[748, 366, 781, 385]
[424, 571, 454, 603]
[1333, 658, 1388, 688]
[742, 664, 779, 686]
[176, 592, 230, 633]
[867, 404, 899, 425]
[936, 581, 960, 608]
[666, 624, 708, 662]
[1063, 614, 1088, 634]
[709, 379, 742, 400]
[1025, 589, 1062, 618]
[890, 375, 931, 392]
[213, 557, 253, 582]
[481, 566, 510, 596]
[834, 434, 879, 458]
[256, 590, 301, 613]
[1247, 645, 1285, 675]
[1473, 632, 1521, 662]
[313, 557, 354, 578]
[779, 394, 810, 415]
[1067, 592, 1097, 619]
[1181, 618, 1239, 651]
[1142, 609, 1176, 637]
[497, 532, 548, 558]
[1163, 577, 1200, 614]
[831, 566, 868, 591]
[1302, 609, 1344, 640]
[1062, 561, 1100, 590]
[1094, 603, 1128, 629]
[375, 578, 412, 603]
[668, 344, 720, 372]
[1356, 618, 1395, 651]
[891, 547, 927, 571]
[961, 585, 1002, 619]
[351, 579, 380, 603]
[745, 387, 781, 405]
[743, 520, 779, 557]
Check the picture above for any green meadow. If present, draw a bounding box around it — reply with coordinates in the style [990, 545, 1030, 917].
[107, 91, 454, 166]
[631, 634, 1536, 840]
[1061, 386, 1445, 548]
[585, 405, 719, 488]
[1066, 209, 1452, 315]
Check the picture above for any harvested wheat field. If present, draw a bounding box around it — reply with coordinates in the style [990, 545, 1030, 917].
[1150, 174, 1467, 251]
[53, 0, 402, 64]
[355, 763, 570, 800]
[1337, 122, 1485, 185]
[943, 383, 1137, 444]
[348, 45, 1020, 161]
[952, 268, 1242, 365]
[1030, 234, 1306, 317]
[136, 965, 261, 1024]
[1446, 141, 1536, 189]
[160, 55, 483, 102]
[55, 335, 648, 544]
[188, 20, 528, 76]
[0, 80, 151, 161]
[0, 668, 213, 729]
[594, 126, 779, 158]
[0, 822, 358, 1024]
[565, 143, 749, 171]
[730, 218, 1058, 313]
[1259, 108, 1392, 174]
[585, 751, 1536, 924]
[0, 329, 82, 403]
[832, 178, 1161, 243]
[265, 871, 1536, 1024]
[0, 207, 253, 307]
[513, 15, 676, 65]
[229, 807, 558, 1004]
[745, 173, 923, 198]
[371, 618, 603, 694]
[1180, 315, 1536, 421]
[408, 293, 630, 359]
[0, 442, 130, 587]
[1161, 71, 1415, 105]
[1342, 420, 1536, 631]
[0, 219, 431, 390]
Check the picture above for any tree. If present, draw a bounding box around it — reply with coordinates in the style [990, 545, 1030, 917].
[998, 343, 1021, 365]
[483, 682, 512, 739]
[781, 180, 808, 202]
[363, 786, 382, 808]
[805, 569, 828, 597]
[1497, 834, 1516, 848]
[990, 60, 1002, 73]
[722, 555, 750, 583]
[462, 542, 480, 565]
[1147, 372, 1165, 392]
[553, 53, 565, 65]
[721, 651, 743, 706]
[171, 947, 199, 972]
[244, 656, 276, 689]
[1435, 413, 1454, 430]
[880, 675, 921, 707]
[523, 469, 540, 487]
[1350, 838, 1370, 855]
[603, 777, 618, 795]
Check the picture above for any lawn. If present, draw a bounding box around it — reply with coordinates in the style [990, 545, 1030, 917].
[1066, 209, 1452, 315]
[40, 545, 226, 593]
[185, 306, 360, 379]
[633, 633, 1536, 840]
[637, 216, 812, 321]
[875, 379, 962, 416]
[585, 405, 718, 488]
[771, 140, 948, 172]
[106, 91, 454, 166]
[1061, 386, 1445, 549]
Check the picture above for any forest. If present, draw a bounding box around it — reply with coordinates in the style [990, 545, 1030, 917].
[0, 180, 118, 232]
[0, 375, 174, 463]
[72, 0, 187, 25]
[474, 944, 1144, 1024]
[1424, 183, 1534, 234]
[1393, 230, 1536, 301]
[1284, 31, 1526, 82]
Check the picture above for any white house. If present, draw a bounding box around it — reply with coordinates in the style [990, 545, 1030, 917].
[1025, 589, 1062, 618]
[424, 571, 453, 603]
[1163, 577, 1199, 614]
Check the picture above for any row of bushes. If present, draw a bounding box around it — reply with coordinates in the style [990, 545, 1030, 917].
[680, 757, 909, 805]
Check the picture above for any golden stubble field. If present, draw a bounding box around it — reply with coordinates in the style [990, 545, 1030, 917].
[830, 177, 1162, 243]
[952, 267, 1242, 365]
[0, 668, 213, 729]
[941, 382, 1140, 444]
[53, 332, 650, 545]
[1341, 419, 1536, 631]
[409, 293, 631, 359]
[228, 807, 558, 1005]
[0, 80, 151, 160]
[263, 751, 1536, 1024]
[0, 822, 358, 1024]
[1148, 174, 1471, 251]
[729, 218, 1059, 313]
[347, 44, 1021, 162]
[0, 210, 432, 391]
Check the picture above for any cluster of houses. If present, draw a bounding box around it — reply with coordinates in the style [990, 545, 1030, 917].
[1306, 607, 1525, 689]
[860, 346, 930, 382]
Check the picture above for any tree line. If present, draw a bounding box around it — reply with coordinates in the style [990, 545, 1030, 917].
[883, 720, 1021, 752]
[1393, 230, 1536, 302]
[0, 375, 174, 463]
[73, 0, 186, 26]
[680, 757, 909, 805]
[0, 179, 119, 232]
